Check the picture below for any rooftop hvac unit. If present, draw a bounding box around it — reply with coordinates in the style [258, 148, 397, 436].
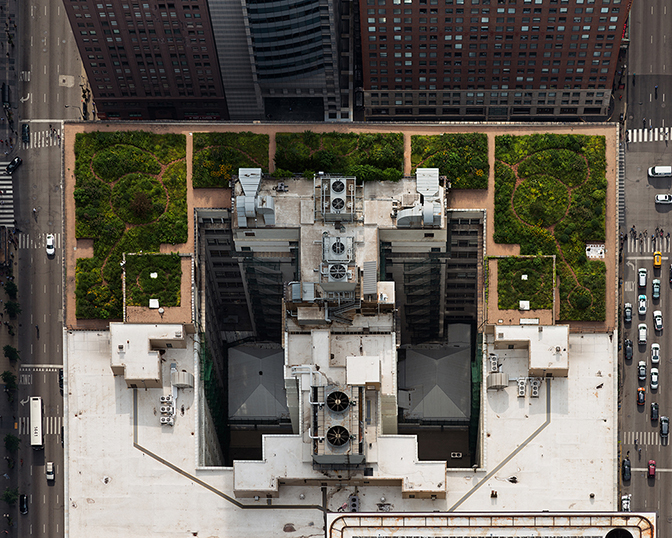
[160, 417, 174, 426]
[330, 178, 347, 213]
[530, 378, 541, 398]
[160, 405, 173, 415]
[328, 264, 348, 282]
[517, 378, 526, 398]
[326, 391, 350, 413]
[349, 495, 360, 512]
[326, 425, 350, 447]
[160, 395, 173, 403]
[489, 355, 499, 373]
[331, 238, 346, 256]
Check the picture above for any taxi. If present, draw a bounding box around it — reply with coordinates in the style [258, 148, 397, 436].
[654, 251, 662, 268]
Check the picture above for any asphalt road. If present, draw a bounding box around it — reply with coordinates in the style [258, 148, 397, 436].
[627, 0, 672, 131]
[12, 0, 83, 533]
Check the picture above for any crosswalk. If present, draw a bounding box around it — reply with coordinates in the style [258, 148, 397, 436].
[15, 232, 61, 250]
[627, 127, 671, 144]
[625, 234, 672, 253]
[21, 126, 62, 150]
[623, 430, 665, 447]
[18, 415, 62, 437]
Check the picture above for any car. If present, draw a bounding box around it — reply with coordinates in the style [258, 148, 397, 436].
[661, 416, 669, 438]
[638, 387, 646, 405]
[654, 251, 662, 268]
[639, 323, 648, 344]
[45, 234, 55, 257]
[21, 123, 29, 144]
[651, 343, 660, 364]
[625, 339, 633, 360]
[656, 194, 672, 204]
[45, 461, 54, 481]
[639, 267, 648, 288]
[651, 368, 659, 390]
[19, 494, 27, 514]
[654, 310, 663, 331]
[638, 294, 647, 315]
[649, 460, 656, 478]
[622, 458, 631, 481]
[59, 368, 63, 392]
[5, 156, 21, 175]
[638, 361, 647, 381]
[670, 263, 672, 284]
[621, 494, 631, 512]
[652, 402, 660, 421]
[653, 279, 661, 299]
[624, 302, 632, 322]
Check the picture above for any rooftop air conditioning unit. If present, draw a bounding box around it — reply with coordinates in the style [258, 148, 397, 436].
[517, 378, 526, 398]
[328, 264, 348, 282]
[118, 345, 124, 351]
[160, 417, 174, 426]
[330, 179, 346, 213]
[160, 405, 173, 415]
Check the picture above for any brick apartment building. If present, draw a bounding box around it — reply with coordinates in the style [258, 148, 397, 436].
[357, 0, 632, 121]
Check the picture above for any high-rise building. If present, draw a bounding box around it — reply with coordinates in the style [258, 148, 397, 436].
[358, 0, 632, 121]
[64, 0, 354, 121]
[63, 0, 230, 120]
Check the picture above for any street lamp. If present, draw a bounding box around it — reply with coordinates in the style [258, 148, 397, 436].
[64, 104, 84, 120]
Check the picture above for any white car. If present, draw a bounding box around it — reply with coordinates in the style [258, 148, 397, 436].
[654, 310, 663, 331]
[639, 323, 648, 344]
[655, 194, 672, 204]
[639, 294, 647, 315]
[621, 494, 631, 512]
[45, 234, 55, 257]
[45, 461, 54, 481]
[651, 343, 660, 364]
[651, 368, 659, 390]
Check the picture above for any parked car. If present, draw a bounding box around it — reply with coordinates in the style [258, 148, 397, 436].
[624, 302, 633, 322]
[649, 460, 656, 478]
[651, 343, 660, 364]
[638, 387, 646, 405]
[639, 267, 648, 288]
[5, 156, 21, 175]
[669, 264, 672, 284]
[653, 279, 661, 299]
[652, 402, 660, 421]
[661, 416, 669, 438]
[654, 251, 662, 268]
[622, 458, 631, 481]
[656, 194, 672, 204]
[19, 494, 27, 514]
[651, 368, 659, 390]
[639, 323, 648, 344]
[45, 234, 54, 257]
[638, 361, 647, 381]
[639, 294, 647, 315]
[45, 461, 54, 481]
[621, 494, 631, 512]
[654, 310, 663, 331]
[625, 339, 633, 360]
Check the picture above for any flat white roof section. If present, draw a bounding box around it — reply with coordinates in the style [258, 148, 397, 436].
[493, 324, 570, 377]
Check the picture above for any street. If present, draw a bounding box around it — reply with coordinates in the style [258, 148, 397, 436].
[621, 0, 672, 530]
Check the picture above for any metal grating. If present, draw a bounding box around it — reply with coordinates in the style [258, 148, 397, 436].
[362, 261, 377, 296]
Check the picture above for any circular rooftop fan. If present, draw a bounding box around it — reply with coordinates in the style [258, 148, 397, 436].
[331, 197, 345, 211]
[327, 391, 350, 413]
[332, 180, 345, 193]
[329, 264, 347, 280]
[326, 425, 350, 447]
[331, 239, 345, 255]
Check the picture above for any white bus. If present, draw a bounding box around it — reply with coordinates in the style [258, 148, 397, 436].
[29, 397, 43, 449]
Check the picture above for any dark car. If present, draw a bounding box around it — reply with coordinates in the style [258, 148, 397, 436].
[59, 368, 63, 392]
[661, 416, 669, 438]
[622, 458, 631, 481]
[652, 402, 660, 421]
[19, 494, 27, 514]
[625, 339, 633, 360]
[5, 156, 21, 175]
[624, 303, 633, 323]
[669, 264, 672, 284]
[21, 123, 29, 144]
[637, 387, 646, 405]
